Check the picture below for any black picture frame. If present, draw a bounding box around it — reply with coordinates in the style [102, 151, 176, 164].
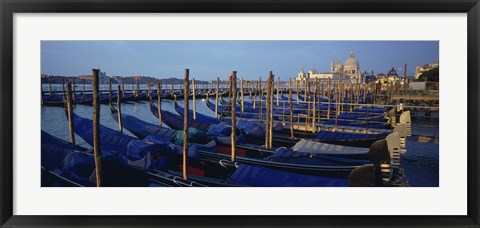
[1, 0, 479, 227]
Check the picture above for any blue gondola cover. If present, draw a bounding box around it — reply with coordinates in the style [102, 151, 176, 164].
[229, 165, 348, 187]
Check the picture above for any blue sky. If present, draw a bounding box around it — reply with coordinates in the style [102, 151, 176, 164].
[41, 41, 438, 80]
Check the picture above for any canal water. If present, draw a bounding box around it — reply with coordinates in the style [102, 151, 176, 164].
[41, 97, 439, 187]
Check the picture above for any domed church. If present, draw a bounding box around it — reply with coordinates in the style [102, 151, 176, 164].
[296, 51, 364, 84]
[343, 51, 362, 83]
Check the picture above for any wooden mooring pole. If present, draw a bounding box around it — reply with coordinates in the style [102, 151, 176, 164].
[147, 78, 151, 97]
[72, 78, 76, 105]
[66, 82, 75, 145]
[117, 85, 123, 133]
[215, 77, 219, 119]
[48, 76, 52, 97]
[192, 78, 196, 120]
[312, 79, 317, 133]
[289, 78, 294, 141]
[349, 83, 353, 112]
[363, 84, 367, 103]
[134, 77, 139, 97]
[269, 72, 274, 148]
[253, 80, 257, 109]
[62, 77, 66, 101]
[108, 78, 112, 101]
[182, 69, 189, 180]
[276, 76, 280, 106]
[240, 77, 244, 114]
[122, 78, 125, 97]
[304, 77, 308, 102]
[259, 76, 263, 120]
[355, 81, 360, 109]
[248, 80, 252, 99]
[327, 78, 331, 119]
[231, 71, 237, 162]
[295, 79, 299, 104]
[41, 80, 44, 106]
[318, 81, 323, 121]
[92, 69, 102, 187]
[265, 74, 271, 148]
[157, 82, 162, 126]
[334, 82, 339, 132]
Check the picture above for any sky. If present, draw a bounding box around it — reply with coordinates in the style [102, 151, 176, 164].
[41, 41, 439, 80]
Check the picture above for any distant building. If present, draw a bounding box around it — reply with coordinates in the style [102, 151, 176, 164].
[295, 51, 364, 84]
[295, 68, 343, 83]
[415, 61, 439, 79]
[387, 67, 399, 81]
[362, 70, 376, 84]
[376, 67, 401, 84]
[376, 73, 388, 85]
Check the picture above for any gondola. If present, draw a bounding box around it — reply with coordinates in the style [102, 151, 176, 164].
[110, 104, 217, 150]
[119, 92, 136, 102]
[152, 101, 283, 145]
[42, 130, 237, 187]
[239, 97, 385, 120]
[241, 94, 388, 128]
[297, 93, 373, 104]
[70, 112, 244, 184]
[297, 93, 332, 103]
[41, 93, 66, 107]
[273, 94, 290, 101]
[41, 130, 182, 187]
[184, 99, 394, 148]
[281, 93, 296, 101]
[171, 100, 401, 160]
[42, 128, 387, 187]
[150, 101, 213, 132]
[149, 102, 277, 157]
[239, 99, 312, 115]
[291, 123, 405, 160]
[209, 96, 386, 128]
[174, 101, 221, 125]
[173, 100, 284, 133]
[78, 92, 136, 104]
[72, 112, 390, 185]
[114, 104, 392, 177]
[206, 96, 286, 121]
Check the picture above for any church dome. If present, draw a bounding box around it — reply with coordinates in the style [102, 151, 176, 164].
[344, 51, 359, 68]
